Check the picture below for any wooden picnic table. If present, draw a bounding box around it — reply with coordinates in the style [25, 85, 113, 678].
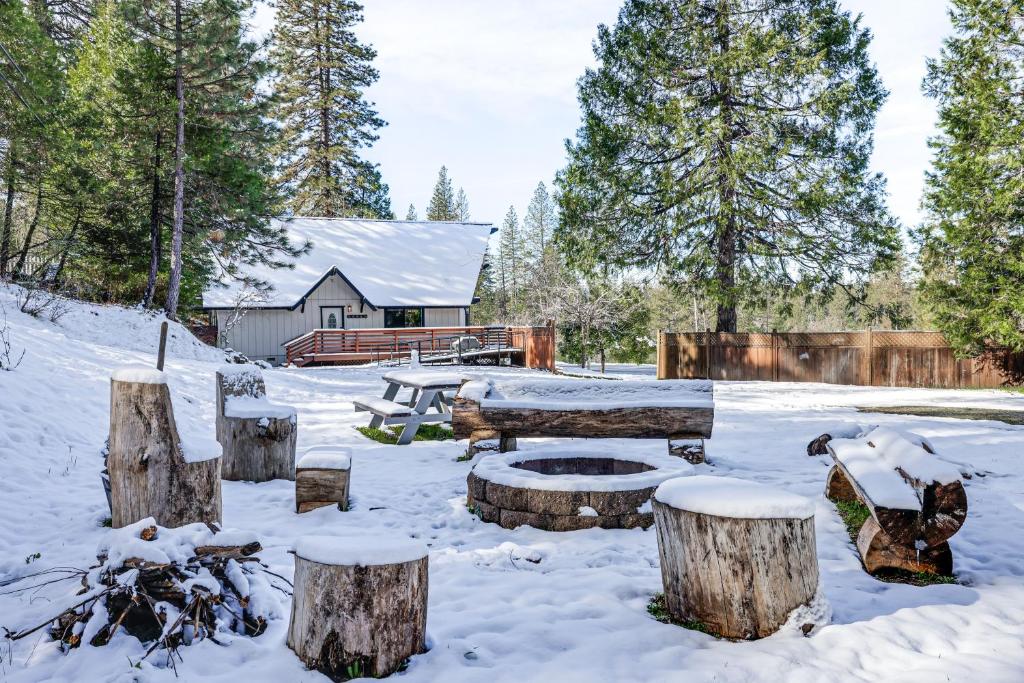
[355, 370, 472, 445]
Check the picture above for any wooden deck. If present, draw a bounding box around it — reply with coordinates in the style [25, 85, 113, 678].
[284, 326, 523, 367]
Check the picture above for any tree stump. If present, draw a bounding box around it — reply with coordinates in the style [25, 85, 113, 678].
[107, 368, 222, 529]
[215, 365, 297, 482]
[296, 447, 351, 513]
[652, 475, 819, 639]
[287, 535, 428, 680]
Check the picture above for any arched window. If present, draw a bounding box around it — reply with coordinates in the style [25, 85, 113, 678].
[327, 313, 338, 329]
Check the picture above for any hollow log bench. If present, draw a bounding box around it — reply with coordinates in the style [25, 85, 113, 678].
[453, 378, 714, 463]
[295, 447, 351, 513]
[652, 476, 819, 639]
[215, 365, 297, 482]
[107, 367, 222, 528]
[287, 534, 428, 679]
[467, 448, 694, 531]
[821, 426, 967, 576]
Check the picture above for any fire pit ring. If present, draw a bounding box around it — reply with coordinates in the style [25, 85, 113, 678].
[467, 448, 694, 531]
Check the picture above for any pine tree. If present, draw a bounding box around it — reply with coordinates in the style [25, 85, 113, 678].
[496, 206, 526, 320]
[455, 187, 470, 221]
[557, 0, 897, 332]
[271, 0, 390, 218]
[918, 0, 1024, 353]
[523, 181, 555, 264]
[426, 165, 456, 221]
[405, 203, 417, 221]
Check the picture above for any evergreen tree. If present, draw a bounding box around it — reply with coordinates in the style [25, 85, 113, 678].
[495, 205, 526, 320]
[917, 0, 1024, 353]
[557, 0, 898, 332]
[425, 165, 456, 221]
[455, 187, 470, 221]
[405, 203, 417, 221]
[271, 0, 389, 218]
[523, 181, 555, 264]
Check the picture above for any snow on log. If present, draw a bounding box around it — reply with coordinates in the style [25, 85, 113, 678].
[215, 365, 297, 482]
[826, 427, 966, 548]
[287, 535, 428, 679]
[295, 447, 351, 513]
[107, 370, 222, 528]
[652, 476, 819, 639]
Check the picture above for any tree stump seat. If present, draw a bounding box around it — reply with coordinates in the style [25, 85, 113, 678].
[215, 365, 297, 482]
[107, 368, 222, 529]
[821, 426, 967, 576]
[652, 475, 819, 639]
[295, 446, 351, 513]
[287, 534, 428, 680]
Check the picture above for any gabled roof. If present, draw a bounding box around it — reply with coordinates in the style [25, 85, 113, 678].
[202, 217, 495, 309]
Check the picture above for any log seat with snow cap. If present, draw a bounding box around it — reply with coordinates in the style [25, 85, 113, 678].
[107, 367, 223, 528]
[287, 534, 428, 680]
[652, 476, 820, 640]
[215, 365, 297, 482]
[824, 426, 966, 576]
[295, 447, 351, 513]
[453, 378, 714, 463]
[467, 448, 694, 531]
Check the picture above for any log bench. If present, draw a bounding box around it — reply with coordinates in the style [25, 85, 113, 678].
[821, 426, 967, 575]
[452, 378, 714, 463]
[107, 368, 222, 528]
[652, 475, 819, 639]
[295, 447, 351, 513]
[287, 534, 428, 679]
[216, 365, 297, 482]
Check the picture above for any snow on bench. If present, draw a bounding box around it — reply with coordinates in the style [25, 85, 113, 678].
[381, 370, 471, 390]
[352, 395, 413, 417]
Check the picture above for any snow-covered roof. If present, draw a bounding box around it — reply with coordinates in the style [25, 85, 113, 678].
[202, 217, 494, 309]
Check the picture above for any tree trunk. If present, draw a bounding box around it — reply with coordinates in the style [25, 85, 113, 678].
[13, 180, 43, 277]
[714, 0, 738, 333]
[143, 130, 162, 308]
[287, 544, 428, 679]
[52, 206, 80, 286]
[164, 0, 185, 320]
[0, 149, 16, 278]
[215, 369, 297, 482]
[856, 517, 953, 575]
[653, 499, 818, 639]
[107, 376, 222, 528]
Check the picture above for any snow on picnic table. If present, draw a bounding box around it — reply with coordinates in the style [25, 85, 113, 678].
[1, 286, 1024, 681]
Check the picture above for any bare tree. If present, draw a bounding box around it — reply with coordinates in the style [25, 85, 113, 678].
[218, 283, 271, 348]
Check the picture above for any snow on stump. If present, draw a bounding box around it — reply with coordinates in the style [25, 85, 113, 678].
[295, 447, 351, 513]
[652, 476, 818, 640]
[215, 365, 297, 482]
[825, 426, 966, 576]
[287, 535, 428, 680]
[107, 368, 222, 529]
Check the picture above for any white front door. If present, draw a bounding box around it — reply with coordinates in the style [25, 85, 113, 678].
[321, 307, 344, 329]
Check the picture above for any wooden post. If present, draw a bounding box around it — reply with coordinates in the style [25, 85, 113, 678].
[656, 330, 666, 380]
[295, 447, 351, 513]
[704, 328, 712, 380]
[156, 321, 168, 371]
[865, 327, 874, 386]
[287, 536, 428, 679]
[772, 328, 779, 383]
[108, 369, 222, 528]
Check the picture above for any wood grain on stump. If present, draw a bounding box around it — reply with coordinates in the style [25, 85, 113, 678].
[107, 376, 221, 529]
[857, 517, 953, 575]
[287, 537, 427, 680]
[216, 368, 296, 482]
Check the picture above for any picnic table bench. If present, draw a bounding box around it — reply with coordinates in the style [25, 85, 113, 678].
[453, 378, 714, 462]
[354, 370, 471, 445]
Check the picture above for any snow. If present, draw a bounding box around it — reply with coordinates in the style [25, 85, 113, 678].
[460, 378, 714, 410]
[297, 446, 351, 470]
[829, 426, 963, 509]
[111, 366, 167, 384]
[293, 534, 427, 566]
[654, 476, 816, 519]
[472, 448, 694, 492]
[578, 506, 598, 517]
[383, 369, 474, 389]
[202, 218, 494, 308]
[223, 395, 297, 420]
[3, 283, 1024, 681]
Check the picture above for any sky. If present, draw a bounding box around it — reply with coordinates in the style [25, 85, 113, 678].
[258, 1, 953, 231]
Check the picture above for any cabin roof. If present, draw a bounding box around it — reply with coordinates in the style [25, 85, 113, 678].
[202, 217, 495, 309]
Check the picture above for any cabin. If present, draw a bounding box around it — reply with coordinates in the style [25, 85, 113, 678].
[202, 217, 496, 365]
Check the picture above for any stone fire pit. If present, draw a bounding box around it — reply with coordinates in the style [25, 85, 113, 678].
[467, 449, 694, 531]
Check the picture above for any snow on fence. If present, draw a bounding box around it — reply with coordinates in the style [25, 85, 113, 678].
[657, 330, 1024, 388]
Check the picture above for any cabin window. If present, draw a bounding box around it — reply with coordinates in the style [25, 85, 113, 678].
[384, 308, 424, 328]
[326, 313, 338, 329]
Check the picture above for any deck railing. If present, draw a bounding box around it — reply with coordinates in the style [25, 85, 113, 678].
[284, 326, 512, 366]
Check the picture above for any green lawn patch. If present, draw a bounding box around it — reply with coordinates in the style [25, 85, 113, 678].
[647, 594, 715, 636]
[856, 405, 1024, 425]
[833, 499, 871, 544]
[356, 423, 454, 445]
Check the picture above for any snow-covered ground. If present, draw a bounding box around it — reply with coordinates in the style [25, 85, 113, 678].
[2, 285, 1024, 682]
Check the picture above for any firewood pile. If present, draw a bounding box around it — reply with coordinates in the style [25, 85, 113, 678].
[3, 518, 289, 667]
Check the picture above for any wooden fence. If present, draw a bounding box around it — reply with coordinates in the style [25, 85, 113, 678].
[657, 330, 1024, 388]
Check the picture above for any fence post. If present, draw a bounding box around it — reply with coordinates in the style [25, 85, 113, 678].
[704, 328, 712, 380]
[772, 328, 779, 383]
[865, 328, 874, 386]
